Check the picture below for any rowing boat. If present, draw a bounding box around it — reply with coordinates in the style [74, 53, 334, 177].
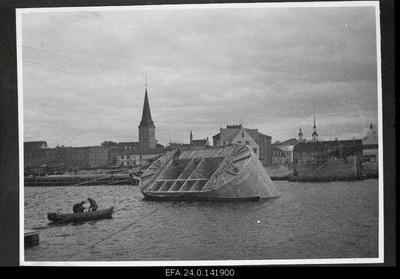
[139, 144, 280, 201]
[47, 206, 114, 223]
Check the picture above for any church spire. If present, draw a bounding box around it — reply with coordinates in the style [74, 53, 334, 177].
[313, 116, 316, 129]
[139, 80, 155, 128]
[312, 116, 318, 142]
[138, 80, 156, 149]
[298, 127, 303, 142]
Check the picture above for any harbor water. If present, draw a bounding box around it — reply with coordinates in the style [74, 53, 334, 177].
[24, 179, 379, 263]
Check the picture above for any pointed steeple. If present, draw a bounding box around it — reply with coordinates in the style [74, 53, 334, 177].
[312, 116, 318, 141]
[138, 80, 156, 149]
[139, 81, 155, 128]
[298, 127, 303, 142]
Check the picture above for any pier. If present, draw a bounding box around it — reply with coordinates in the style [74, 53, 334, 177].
[24, 175, 139, 186]
[287, 174, 368, 182]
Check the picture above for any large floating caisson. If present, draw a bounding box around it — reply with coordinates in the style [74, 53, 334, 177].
[139, 144, 280, 201]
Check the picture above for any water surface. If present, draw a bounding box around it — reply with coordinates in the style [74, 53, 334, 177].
[24, 180, 379, 262]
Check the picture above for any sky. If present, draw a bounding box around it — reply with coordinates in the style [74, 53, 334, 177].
[19, 3, 380, 148]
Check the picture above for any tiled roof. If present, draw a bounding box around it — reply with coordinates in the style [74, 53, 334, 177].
[258, 132, 271, 138]
[218, 127, 270, 142]
[220, 128, 241, 141]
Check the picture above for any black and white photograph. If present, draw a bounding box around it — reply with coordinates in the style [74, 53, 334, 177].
[11, 1, 391, 267]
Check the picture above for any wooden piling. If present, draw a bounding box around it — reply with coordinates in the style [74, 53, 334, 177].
[24, 229, 40, 248]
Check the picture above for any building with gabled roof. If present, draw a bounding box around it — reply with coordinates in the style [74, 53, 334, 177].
[212, 124, 272, 165]
[362, 124, 379, 163]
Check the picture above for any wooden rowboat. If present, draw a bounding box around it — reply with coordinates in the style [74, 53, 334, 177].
[139, 144, 280, 201]
[47, 206, 114, 223]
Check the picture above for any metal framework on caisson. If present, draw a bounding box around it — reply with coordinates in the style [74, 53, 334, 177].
[139, 144, 280, 201]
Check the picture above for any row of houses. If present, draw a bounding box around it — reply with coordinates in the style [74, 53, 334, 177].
[24, 141, 164, 172]
[269, 124, 379, 177]
[24, 123, 378, 176]
[269, 124, 379, 165]
[23, 137, 210, 174]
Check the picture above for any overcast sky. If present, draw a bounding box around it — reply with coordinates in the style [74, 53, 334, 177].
[19, 3, 380, 148]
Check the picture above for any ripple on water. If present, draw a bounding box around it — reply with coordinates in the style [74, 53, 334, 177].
[24, 180, 380, 262]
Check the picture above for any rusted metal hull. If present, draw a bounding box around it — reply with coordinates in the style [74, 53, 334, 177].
[139, 145, 279, 201]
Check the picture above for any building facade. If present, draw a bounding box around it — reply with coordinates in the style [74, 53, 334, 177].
[271, 146, 287, 165]
[212, 125, 272, 165]
[273, 138, 298, 165]
[362, 124, 379, 163]
[117, 148, 164, 167]
[24, 141, 49, 168]
[293, 139, 363, 177]
[24, 143, 109, 173]
[46, 146, 108, 169]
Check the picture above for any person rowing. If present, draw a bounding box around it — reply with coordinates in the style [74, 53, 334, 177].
[72, 201, 86, 213]
[87, 198, 98, 212]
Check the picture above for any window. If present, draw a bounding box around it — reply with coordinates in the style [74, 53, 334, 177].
[253, 148, 257, 153]
[245, 141, 249, 145]
[127, 155, 130, 159]
[237, 141, 242, 144]
[242, 132, 244, 137]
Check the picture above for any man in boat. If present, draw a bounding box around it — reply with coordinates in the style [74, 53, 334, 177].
[87, 198, 98, 212]
[73, 201, 86, 213]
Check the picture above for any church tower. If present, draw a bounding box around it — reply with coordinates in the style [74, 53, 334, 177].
[138, 82, 156, 149]
[311, 116, 319, 142]
[298, 128, 303, 142]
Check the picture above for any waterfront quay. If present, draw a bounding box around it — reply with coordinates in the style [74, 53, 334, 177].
[24, 174, 138, 187]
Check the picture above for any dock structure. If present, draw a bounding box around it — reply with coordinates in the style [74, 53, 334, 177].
[288, 174, 367, 182]
[24, 175, 138, 186]
[24, 229, 40, 248]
